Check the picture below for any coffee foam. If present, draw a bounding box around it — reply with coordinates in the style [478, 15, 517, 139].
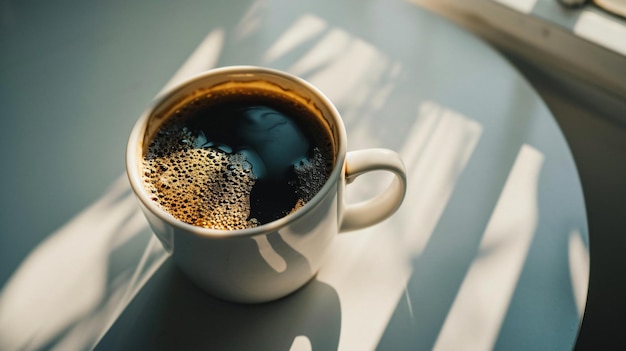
[143, 146, 260, 230]
[292, 147, 331, 203]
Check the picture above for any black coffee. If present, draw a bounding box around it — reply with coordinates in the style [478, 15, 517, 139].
[142, 84, 334, 230]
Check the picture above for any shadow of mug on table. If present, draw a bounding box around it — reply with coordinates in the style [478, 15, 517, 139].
[125, 66, 407, 303]
[95, 254, 342, 351]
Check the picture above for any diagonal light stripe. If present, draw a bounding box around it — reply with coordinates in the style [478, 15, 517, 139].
[433, 144, 544, 351]
[161, 28, 225, 94]
[263, 14, 328, 64]
[568, 229, 590, 319]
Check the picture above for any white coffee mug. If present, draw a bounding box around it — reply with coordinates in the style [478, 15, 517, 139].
[126, 66, 407, 303]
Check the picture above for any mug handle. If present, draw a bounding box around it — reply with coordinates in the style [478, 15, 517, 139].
[340, 148, 407, 232]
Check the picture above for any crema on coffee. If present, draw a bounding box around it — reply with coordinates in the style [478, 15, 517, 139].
[142, 84, 334, 230]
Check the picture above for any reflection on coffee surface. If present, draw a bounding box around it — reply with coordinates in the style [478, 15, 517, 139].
[142, 86, 334, 230]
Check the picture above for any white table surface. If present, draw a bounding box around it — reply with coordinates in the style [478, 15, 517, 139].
[0, 0, 589, 350]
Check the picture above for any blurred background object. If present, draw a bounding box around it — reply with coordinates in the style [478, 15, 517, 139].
[559, 0, 590, 8]
[594, 0, 626, 17]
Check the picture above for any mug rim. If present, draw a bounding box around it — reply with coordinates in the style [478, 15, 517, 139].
[126, 65, 347, 239]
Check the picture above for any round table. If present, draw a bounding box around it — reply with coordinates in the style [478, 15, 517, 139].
[0, 0, 589, 350]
